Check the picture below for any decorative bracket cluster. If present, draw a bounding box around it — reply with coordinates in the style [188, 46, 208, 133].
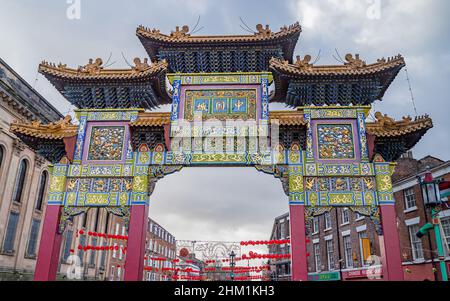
[254, 165, 289, 196]
[147, 165, 183, 196]
[58, 206, 90, 234]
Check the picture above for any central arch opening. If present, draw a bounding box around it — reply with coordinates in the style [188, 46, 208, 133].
[148, 167, 289, 281]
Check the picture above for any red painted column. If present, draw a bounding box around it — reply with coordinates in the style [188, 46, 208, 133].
[34, 206, 63, 281]
[379, 205, 404, 281]
[289, 204, 308, 281]
[124, 204, 149, 281]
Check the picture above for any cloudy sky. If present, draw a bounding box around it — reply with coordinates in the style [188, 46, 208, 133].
[1, 0, 449, 259]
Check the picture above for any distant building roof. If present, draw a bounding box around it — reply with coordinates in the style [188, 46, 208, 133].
[393, 153, 448, 184]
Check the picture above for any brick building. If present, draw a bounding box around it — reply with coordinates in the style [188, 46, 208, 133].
[269, 209, 382, 281]
[268, 213, 291, 280]
[268, 151, 450, 281]
[392, 151, 450, 281]
[144, 218, 177, 281]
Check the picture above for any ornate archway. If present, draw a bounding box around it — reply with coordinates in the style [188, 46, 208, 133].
[10, 22, 433, 281]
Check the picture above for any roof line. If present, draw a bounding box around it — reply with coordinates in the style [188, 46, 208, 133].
[393, 160, 450, 186]
[0, 57, 63, 119]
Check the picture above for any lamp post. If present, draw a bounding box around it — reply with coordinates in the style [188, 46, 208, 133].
[417, 170, 448, 281]
[229, 251, 236, 281]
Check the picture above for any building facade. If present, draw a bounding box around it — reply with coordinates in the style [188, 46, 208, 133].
[392, 152, 450, 281]
[0, 58, 63, 280]
[144, 218, 177, 281]
[268, 213, 291, 281]
[268, 152, 450, 281]
[269, 209, 382, 281]
[57, 212, 176, 281]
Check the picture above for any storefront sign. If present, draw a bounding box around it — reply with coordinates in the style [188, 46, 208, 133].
[343, 267, 382, 280]
[308, 271, 341, 281]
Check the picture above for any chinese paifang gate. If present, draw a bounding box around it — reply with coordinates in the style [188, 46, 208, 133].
[11, 22, 433, 281]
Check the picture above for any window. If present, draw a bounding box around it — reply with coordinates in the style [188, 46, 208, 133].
[313, 244, 321, 272]
[342, 208, 349, 224]
[26, 219, 41, 257]
[280, 221, 286, 238]
[324, 212, 332, 230]
[343, 235, 353, 268]
[408, 224, 424, 260]
[62, 230, 73, 262]
[117, 266, 122, 280]
[119, 244, 123, 260]
[313, 217, 319, 234]
[358, 231, 371, 266]
[3, 212, 20, 253]
[104, 212, 110, 233]
[35, 171, 48, 210]
[78, 235, 86, 266]
[82, 212, 88, 228]
[0, 146, 4, 169]
[12, 159, 28, 203]
[100, 242, 107, 269]
[113, 243, 117, 258]
[355, 212, 364, 220]
[326, 239, 335, 270]
[110, 266, 116, 281]
[89, 237, 97, 266]
[441, 218, 450, 255]
[93, 208, 100, 232]
[404, 188, 416, 209]
[286, 218, 290, 238]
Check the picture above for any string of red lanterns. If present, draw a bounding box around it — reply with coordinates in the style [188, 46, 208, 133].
[203, 265, 270, 273]
[76, 244, 126, 253]
[144, 266, 199, 273]
[240, 239, 290, 246]
[77, 229, 128, 241]
[226, 275, 270, 281]
[241, 251, 290, 260]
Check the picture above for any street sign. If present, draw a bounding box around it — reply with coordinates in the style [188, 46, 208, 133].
[307, 271, 341, 281]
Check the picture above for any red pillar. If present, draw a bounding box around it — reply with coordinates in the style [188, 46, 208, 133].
[124, 204, 149, 281]
[379, 205, 404, 281]
[289, 204, 308, 281]
[34, 206, 63, 281]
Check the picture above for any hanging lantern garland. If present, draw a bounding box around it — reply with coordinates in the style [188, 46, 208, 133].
[241, 251, 290, 260]
[240, 239, 290, 246]
[77, 229, 128, 241]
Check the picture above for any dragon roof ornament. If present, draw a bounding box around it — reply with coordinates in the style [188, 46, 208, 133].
[136, 22, 301, 43]
[39, 58, 168, 80]
[270, 53, 405, 75]
[10, 115, 78, 139]
[366, 112, 433, 137]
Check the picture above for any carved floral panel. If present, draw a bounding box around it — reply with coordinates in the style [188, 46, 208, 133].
[316, 124, 355, 160]
[87, 126, 125, 161]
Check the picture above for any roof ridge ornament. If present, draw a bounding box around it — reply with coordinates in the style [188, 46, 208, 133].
[294, 55, 313, 69]
[279, 22, 301, 33]
[374, 111, 416, 130]
[133, 57, 151, 72]
[170, 25, 190, 39]
[78, 58, 103, 74]
[10, 115, 77, 139]
[344, 53, 366, 68]
[255, 24, 272, 36]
